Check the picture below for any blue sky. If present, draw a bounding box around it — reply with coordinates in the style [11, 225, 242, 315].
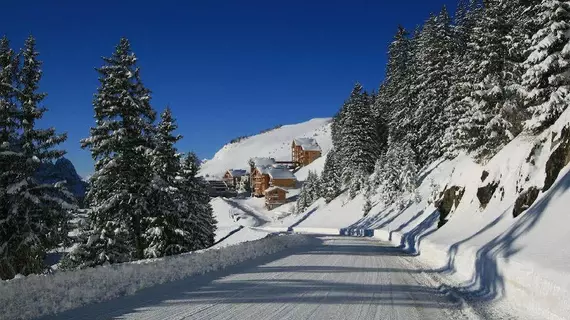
[4, 0, 457, 177]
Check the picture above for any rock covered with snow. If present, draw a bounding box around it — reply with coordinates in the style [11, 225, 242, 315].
[35, 157, 88, 206]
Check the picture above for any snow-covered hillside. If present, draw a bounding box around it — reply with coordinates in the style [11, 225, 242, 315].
[200, 118, 332, 178]
[274, 109, 570, 319]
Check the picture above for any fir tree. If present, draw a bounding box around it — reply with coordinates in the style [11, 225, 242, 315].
[523, 0, 570, 131]
[442, 0, 484, 157]
[181, 152, 216, 250]
[384, 27, 415, 149]
[412, 7, 455, 165]
[455, 0, 527, 159]
[144, 107, 184, 258]
[320, 150, 341, 203]
[373, 141, 418, 206]
[336, 83, 380, 188]
[77, 38, 157, 266]
[0, 36, 73, 279]
[296, 170, 320, 213]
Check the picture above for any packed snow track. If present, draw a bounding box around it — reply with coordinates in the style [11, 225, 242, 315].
[47, 236, 477, 320]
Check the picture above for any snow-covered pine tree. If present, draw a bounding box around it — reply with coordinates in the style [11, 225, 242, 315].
[336, 83, 380, 190]
[78, 38, 157, 265]
[412, 7, 455, 165]
[307, 170, 321, 203]
[455, 0, 528, 159]
[523, 0, 570, 132]
[296, 185, 309, 214]
[374, 141, 418, 206]
[296, 170, 320, 213]
[0, 36, 73, 279]
[144, 107, 184, 258]
[319, 150, 341, 203]
[441, 0, 484, 157]
[362, 183, 373, 216]
[0, 36, 19, 196]
[180, 152, 216, 250]
[384, 27, 415, 149]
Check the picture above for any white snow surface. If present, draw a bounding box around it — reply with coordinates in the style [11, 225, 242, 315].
[200, 118, 332, 178]
[0, 234, 314, 320]
[43, 237, 486, 320]
[210, 197, 269, 247]
[266, 108, 570, 319]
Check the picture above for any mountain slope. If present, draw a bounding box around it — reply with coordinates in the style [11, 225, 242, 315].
[200, 118, 332, 178]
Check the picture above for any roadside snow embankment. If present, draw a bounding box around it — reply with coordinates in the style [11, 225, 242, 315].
[0, 234, 314, 320]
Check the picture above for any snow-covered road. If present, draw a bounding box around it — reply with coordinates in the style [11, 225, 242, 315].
[46, 237, 478, 320]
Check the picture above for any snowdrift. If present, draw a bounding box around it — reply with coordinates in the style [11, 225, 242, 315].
[0, 234, 315, 320]
[200, 118, 332, 178]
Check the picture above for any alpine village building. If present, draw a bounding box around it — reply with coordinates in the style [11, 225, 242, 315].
[250, 157, 297, 197]
[223, 169, 248, 187]
[292, 138, 322, 166]
[264, 186, 289, 210]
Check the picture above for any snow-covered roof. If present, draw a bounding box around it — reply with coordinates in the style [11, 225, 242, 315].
[227, 169, 247, 177]
[267, 167, 296, 180]
[264, 186, 289, 194]
[251, 157, 276, 167]
[293, 138, 321, 152]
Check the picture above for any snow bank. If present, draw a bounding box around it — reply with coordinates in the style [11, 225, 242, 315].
[0, 234, 314, 320]
[200, 118, 332, 178]
[211, 197, 261, 242]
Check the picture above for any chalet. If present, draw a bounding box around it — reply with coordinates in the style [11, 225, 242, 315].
[264, 186, 288, 210]
[292, 138, 322, 166]
[251, 164, 297, 197]
[223, 169, 248, 187]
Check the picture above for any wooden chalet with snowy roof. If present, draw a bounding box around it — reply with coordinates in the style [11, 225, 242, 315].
[264, 186, 288, 209]
[223, 169, 248, 187]
[250, 158, 297, 197]
[292, 138, 322, 166]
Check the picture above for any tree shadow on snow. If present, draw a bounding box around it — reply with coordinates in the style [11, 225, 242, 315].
[437, 169, 570, 303]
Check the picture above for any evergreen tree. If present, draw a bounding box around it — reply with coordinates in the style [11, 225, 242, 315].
[144, 107, 184, 258]
[320, 150, 341, 203]
[0, 36, 73, 279]
[412, 7, 455, 165]
[373, 141, 418, 206]
[384, 27, 415, 149]
[455, 0, 527, 159]
[181, 152, 216, 250]
[336, 83, 380, 189]
[296, 170, 320, 213]
[523, 0, 570, 131]
[78, 38, 157, 265]
[442, 0, 484, 157]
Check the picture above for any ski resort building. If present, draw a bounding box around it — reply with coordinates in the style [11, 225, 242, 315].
[223, 169, 248, 187]
[251, 163, 297, 197]
[292, 138, 322, 166]
[264, 186, 289, 209]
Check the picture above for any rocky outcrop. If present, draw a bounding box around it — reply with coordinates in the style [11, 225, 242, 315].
[436, 186, 465, 228]
[481, 170, 489, 182]
[477, 181, 499, 209]
[36, 158, 88, 207]
[513, 187, 540, 218]
[543, 126, 570, 192]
